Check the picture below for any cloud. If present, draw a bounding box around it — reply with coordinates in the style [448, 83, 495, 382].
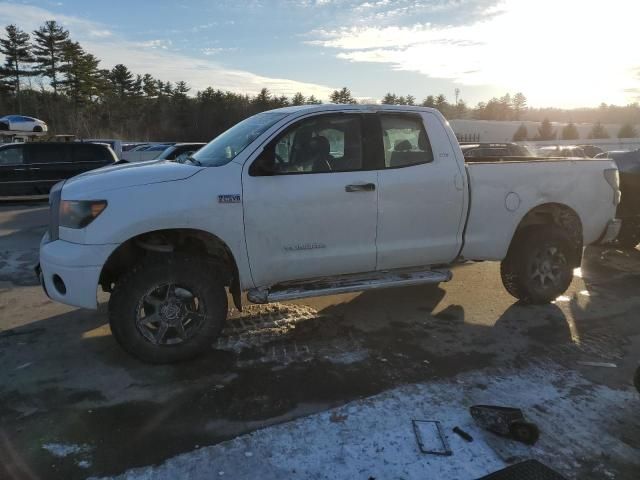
[0, 2, 335, 98]
[310, 0, 640, 107]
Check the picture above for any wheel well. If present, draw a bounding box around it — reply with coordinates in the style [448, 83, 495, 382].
[510, 203, 583, 265]
[99, 229, 242, 310]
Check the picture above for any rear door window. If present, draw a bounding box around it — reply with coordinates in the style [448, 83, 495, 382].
[0, 145, 24, 165]
[380, 115, 433, 168]
[27, 144, 68, 164]
[72, 144, 110, 163]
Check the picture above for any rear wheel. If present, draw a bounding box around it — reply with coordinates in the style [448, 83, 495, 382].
[500, 226, 575, 304]
[108, 254, 227, 363]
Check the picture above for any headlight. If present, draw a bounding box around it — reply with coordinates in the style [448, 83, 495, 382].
[60, 200, 107, 229]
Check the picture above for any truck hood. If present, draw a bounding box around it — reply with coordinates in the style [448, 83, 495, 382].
[62, 160, 203, 197]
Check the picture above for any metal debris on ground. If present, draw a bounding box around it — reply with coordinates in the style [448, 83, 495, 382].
[576, 361, 617, 368]
[470, 405, 539, 445]
[476, 459, 567, 480]
[412, 420, 452, 456]
[452, 426, 473, 442]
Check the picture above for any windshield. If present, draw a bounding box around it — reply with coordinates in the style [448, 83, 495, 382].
[192, 112, 288, 167]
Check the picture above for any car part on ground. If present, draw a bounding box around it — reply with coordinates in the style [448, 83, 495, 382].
[412, 420, 452, 455]
[470, 405, 540, 445]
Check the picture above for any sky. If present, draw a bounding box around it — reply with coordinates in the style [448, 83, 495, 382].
[0, 0, 638, 108]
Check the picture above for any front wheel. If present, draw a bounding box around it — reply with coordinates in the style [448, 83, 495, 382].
[108, 254, 228, 363]
[501, 226, 575, 304]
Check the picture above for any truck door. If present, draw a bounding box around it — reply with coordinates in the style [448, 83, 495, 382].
[375, 112, 466, 270]
[242, 113, 378, 287]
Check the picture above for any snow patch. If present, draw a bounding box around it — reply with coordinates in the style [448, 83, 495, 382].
[100, 363, 639, 480]
[42, 442, 92, 458]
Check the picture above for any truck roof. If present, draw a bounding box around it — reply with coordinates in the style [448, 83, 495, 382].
[269, 103, 441, 115]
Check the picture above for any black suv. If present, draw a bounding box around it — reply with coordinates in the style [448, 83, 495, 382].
[0, 142, 116, 197]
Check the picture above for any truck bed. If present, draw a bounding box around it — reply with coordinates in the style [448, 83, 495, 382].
[461, 158, 618, 261]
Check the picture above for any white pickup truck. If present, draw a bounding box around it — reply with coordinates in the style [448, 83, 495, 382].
[37, 104, 621, 363]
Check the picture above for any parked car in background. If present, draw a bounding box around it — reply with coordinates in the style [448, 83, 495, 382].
[537, 145, 587, 158]
[600, 149, 640, 248]
[460, 142, 534, 161]
[38, 104, 620, 363]
[0, 115, 48, 133]
[155, 143, 205, 162]
[594, 150, 630, 159]
[580, 145, 605, 158]
[0, 142, 116, 197]
[121, 143, 174, 162]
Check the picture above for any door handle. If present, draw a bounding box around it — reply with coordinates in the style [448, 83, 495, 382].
[13, 168, 27, 171]
[345, 183, 376, 192]
[30, 167, 41, 171]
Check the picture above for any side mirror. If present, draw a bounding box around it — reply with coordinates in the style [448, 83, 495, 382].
[250, 147, 277, 176]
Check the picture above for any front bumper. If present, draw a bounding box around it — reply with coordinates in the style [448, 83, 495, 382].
[38, 235, 116, 309]
[599, 218, 622, 244]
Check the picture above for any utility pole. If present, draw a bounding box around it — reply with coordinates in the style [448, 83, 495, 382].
[454, 88, 460, 107]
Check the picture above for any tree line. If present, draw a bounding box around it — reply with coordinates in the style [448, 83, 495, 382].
[1, 21, 638, 141]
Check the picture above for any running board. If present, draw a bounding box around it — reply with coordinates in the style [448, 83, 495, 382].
[247, 267, 452, 304]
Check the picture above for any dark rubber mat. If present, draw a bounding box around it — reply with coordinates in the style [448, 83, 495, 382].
[476, 460, 567, 480]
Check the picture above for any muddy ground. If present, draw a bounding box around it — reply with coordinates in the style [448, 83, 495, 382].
[0, 202, 639, 479]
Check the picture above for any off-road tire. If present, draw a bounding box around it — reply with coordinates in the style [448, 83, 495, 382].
[109, 254, 227, 363]
[500, 225, 575, 304]
[616, 221, 640, 250]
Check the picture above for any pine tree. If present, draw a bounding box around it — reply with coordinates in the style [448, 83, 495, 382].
[109, 64, 134, 98]
[405, 94, 415, 106]
[618, 123, 638, 138]
[0, 25, 36, 111]
[512, 123, 528, 141]
[535, 118, 556, 140]
[512, 92, 527, 120]
[173, 80, 190, 99]
[141, 74, 157, 97]
[59, 41, 102, 105]
[422, 95, 435, 108]
[587, 121, 609, 139]
[291, 92, 305, 105]
[329, 87, 356, 104]
[561, 122, 579, 140]
[305, 95, 321, 105]
[253, 87, 271, 108]
[381, 92, 397, 105]
[32, 20, 69, 95]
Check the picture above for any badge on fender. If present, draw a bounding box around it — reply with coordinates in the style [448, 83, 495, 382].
[218, 194, 241, 203]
